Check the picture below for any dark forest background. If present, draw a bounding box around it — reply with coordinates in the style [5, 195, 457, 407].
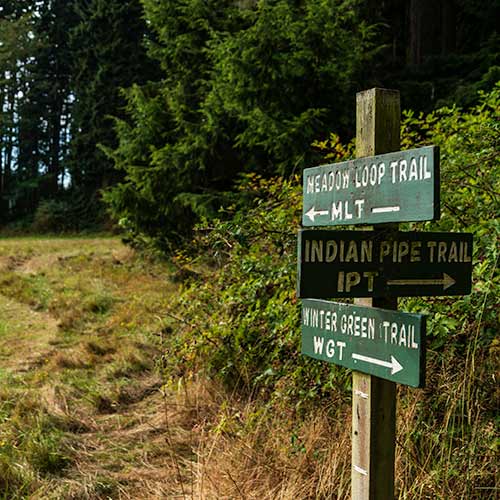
[1, 0, 498, 245]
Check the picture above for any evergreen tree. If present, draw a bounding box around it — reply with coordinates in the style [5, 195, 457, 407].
[105, 0, 373, 247]
[68, 0, 156, 212]
[0, 0, 76, 222]
[34, 0, 76, 199]
[0, 5, 38, 221]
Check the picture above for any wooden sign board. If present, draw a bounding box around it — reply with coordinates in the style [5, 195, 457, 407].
[302, 146, 439, 226]
[297, 229, 473, 298]
[302, 299, 426, 387]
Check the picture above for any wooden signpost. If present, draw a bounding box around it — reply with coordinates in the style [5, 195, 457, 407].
[297, 88, 473, 499]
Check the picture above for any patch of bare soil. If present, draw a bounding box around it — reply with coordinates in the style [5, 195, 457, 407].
[19, 253, 61, 275]
[0, 254, 29, 273]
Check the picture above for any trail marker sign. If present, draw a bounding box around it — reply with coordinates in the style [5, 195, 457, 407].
[302, 146, 439, 226]
[301, 299, 426, 387]
[296, 88, 475, 500]
[297, 229, 473, 298]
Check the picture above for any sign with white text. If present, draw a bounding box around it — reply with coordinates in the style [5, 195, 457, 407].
[302, 146, 439, 226]
[297, 229, 473, 298]
[301, 299, 426, 387]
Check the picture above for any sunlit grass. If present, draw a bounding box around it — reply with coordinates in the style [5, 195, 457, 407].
[0, 236, 174, 497]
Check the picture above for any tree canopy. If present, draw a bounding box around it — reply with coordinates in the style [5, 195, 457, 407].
[0, 0, 498, 238]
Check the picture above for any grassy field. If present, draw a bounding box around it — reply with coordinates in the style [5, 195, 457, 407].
[0, 236, 497, 499]
[0, 236, 194, 498]
[0, 236, 356, 499]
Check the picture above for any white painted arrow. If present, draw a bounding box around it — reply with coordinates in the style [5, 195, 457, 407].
[387, 273, 456, 290]
[305, 206, 329, 222]
[352, 353, 403, 375]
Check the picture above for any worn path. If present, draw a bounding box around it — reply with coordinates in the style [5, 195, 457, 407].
[0, 237, 194, 498]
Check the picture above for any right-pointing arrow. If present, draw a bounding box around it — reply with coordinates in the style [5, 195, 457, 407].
[352, 353, 403, 375]
[387, 273, 456, 290]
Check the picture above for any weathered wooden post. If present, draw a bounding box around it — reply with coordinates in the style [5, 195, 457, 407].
[351, 88, 400, 500]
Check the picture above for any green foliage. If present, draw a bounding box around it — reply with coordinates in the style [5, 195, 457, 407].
[400, 83, 499, 352]
[66, 0, 158, 231]
[105, 0, 373, 247]
[0, 394, 72, 483]
[30, 194, 108, 233]
[162, 174, 350, 408]
[164, 87, 499, 416]
[206, 0, 372, 172]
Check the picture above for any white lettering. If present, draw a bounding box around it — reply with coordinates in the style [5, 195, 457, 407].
[336, 341, 346, 360]
[331, 201, 342, 220]
[355, 199, 365, 218]
[399, 160, 408, 182]
[311, 240, 323, 262]
[346, 272, 361, 292]
[390, 160, 398, 183]
[313, 336, 324, 354]
[427, 241, 437, 262]
[410, 241, 422, 262]
[303, 307, 310, 326]
[409, 158, 418, 180]
[423, 156, 431, 179]
[326, 339, 336, 357]
[307, 176, 314, 193]
[363, 271, 378, 291]
[342, 169, 350, 189]
[378, 162, 385, 184]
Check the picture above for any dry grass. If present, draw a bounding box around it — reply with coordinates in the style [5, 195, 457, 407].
[155, 377, 352, 499]
[0, 236, 180, 498]
[0, 236, 497, 499]
[395, 344, 499, 500]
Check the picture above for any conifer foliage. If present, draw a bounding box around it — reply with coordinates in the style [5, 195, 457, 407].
[0, 0, 154, 229]
[105, 0, 373, 246]
[0, 0, 498, 236]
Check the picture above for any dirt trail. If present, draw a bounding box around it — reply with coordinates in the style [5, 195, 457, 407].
[0, 237, 193, 498]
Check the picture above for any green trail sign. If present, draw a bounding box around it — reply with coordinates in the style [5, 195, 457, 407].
[297, 229, 473, 298]
[301, 299, 426, 387]
[302, 146, 439, 226]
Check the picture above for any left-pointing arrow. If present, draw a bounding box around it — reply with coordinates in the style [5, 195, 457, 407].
[352, 353, 403, 375]
[305, 206, 329, 222]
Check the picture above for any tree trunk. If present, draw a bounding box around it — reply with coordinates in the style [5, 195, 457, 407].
[408, 0, 440, 65]
[408, 0, 457, 65]
[441, 0, 456, 55]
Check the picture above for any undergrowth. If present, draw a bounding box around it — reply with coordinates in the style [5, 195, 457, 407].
[162, 86, 499, 497]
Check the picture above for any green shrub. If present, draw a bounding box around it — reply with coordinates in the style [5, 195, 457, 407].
[163, 174, 351, 409]
[399, 82, 499, 354]
[164, 86, 499, 413]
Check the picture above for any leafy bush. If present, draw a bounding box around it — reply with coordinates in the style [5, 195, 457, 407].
[30, 193, 108, 233]
[163, 174, 351, 408]
[399, 83, 499, 353]
[164, 86, 499, 417]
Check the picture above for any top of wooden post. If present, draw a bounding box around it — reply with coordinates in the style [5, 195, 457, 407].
[356, 88, 400, 158]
